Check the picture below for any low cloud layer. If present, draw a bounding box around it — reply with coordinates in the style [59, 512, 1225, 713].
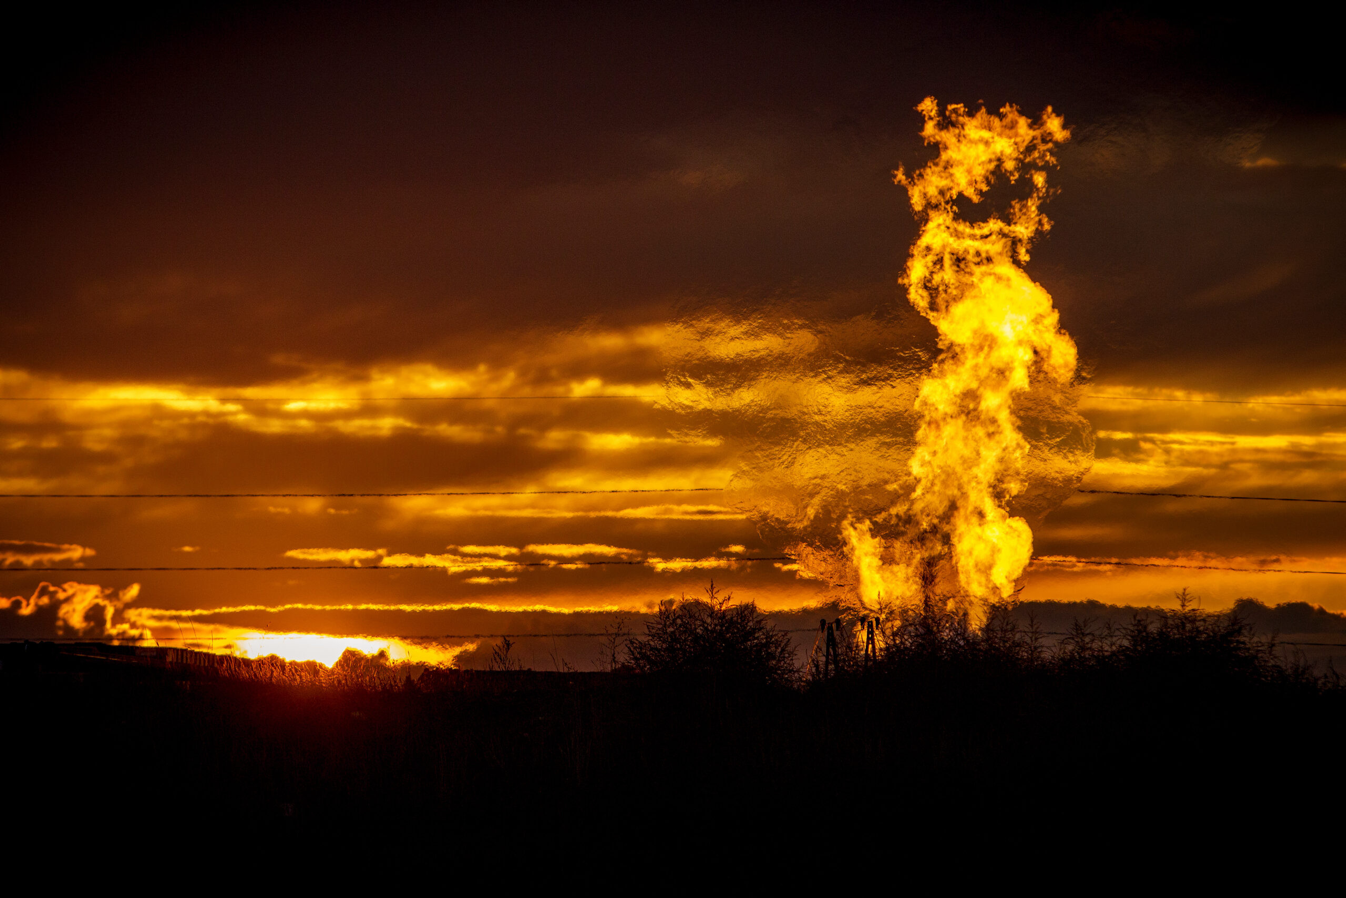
[1, 580, 147, 638]
[0, 540, 95, 567]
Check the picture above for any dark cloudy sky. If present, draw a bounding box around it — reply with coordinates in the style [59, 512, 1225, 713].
[2, 2, 1343, 662]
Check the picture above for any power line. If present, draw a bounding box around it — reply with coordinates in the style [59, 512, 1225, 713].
[4, 555, 1339, 576]
[1085, 394, 1346, 409]
[1031, 558, 1346, 576]
[6, 392, 1342, 408]
[0, 629, 824, 641]
[0, 556, 794, 573]
[0, 633, 629, 641]
[6, 392, 1343, 408]
[1033, 631, 1346, 648]
[8, 486, 1342, 504]
[7, 631, 1344, 646]
[1076, 489, 1346, 505]
[0, 488, 725, 499]
[0, 395, 656, 403]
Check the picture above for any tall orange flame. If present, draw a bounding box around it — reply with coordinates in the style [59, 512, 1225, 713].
[853, 98, 1077, 614]
[662, 97, 1089, 619]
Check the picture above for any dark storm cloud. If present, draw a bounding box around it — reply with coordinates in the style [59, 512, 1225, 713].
[1040, 156, 1346, 391]
[3, 2, 1339, 384]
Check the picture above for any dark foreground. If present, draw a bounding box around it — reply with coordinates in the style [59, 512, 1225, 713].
[4, 609, 1344, 863]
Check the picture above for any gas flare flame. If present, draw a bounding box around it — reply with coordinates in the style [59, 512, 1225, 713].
[663, 98, 1092, 621]
[855, 97, 1079, 614]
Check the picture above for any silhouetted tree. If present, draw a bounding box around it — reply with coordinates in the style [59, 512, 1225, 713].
[625, 582, 797, 686]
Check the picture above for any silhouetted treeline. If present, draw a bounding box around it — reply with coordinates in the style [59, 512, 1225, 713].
[3, 593, 1342, 860]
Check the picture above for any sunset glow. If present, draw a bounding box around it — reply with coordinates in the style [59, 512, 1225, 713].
[2, 5, 1342, 665]
[228, 631, 474, 667]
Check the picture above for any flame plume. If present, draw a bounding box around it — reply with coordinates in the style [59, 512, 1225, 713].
[663, 98, 1092, 619]
[862, 97, 1079, 613]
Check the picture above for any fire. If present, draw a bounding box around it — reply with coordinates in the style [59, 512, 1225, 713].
[661, 97, 1091, 620]
[850, 98, 1078, 613]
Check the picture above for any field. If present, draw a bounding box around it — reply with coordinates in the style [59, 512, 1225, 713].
[5, 598, 1343, 861]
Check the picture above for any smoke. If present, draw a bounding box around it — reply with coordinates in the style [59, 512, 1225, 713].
[1, 581, 150, 639]
[665, 98, 1093, 616]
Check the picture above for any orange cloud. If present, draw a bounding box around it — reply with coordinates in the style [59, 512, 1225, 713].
[284, 547, 387, 566]
[379, 553, 520, 574]
[524, 543, 640, 558]
[129, 600, 630, 621]
[422, 503, 744, 520]
[2, 581, 148, 638]
[645, 556, 737, 573]
[0, 540, 96, 567]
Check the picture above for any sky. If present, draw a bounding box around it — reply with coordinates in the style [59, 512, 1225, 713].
[2, 2, 1343, 665]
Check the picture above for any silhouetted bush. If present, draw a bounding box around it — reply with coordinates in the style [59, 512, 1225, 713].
[863, 588, 1317, 692]
[1059, 588, 1307, 687]
[625, 582, 798, 687]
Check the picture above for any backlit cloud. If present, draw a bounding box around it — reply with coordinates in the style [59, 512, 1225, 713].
[284, 548, 387, 566]
[1, 581, 148, 638]
[379, 553, 521, 574]
[0, 540, 95, 567]
[523, 544, 641, 558]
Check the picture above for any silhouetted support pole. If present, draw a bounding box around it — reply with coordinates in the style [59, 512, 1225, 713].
[825, 621, 839, 676]
[864, 618, 876, 666]
[811, 618, 828, 679]
[919, 556, 938, 651]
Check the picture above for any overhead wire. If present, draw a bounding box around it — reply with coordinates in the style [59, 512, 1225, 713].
[1074, 488, 1346, 504]
[0, 629, 824, 641]
[0, 556, 795, 573]
[0, 395, 657, 402]
[6, 629, 1345, 646]
[1084, 394, 1346, 409]
[1029, 558, 1346, 576]
[1, 556, 1340, 575]
[4, 392, 1343, 407]
[3, 487, 1343, 502]
[0, 487, 724, 498]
